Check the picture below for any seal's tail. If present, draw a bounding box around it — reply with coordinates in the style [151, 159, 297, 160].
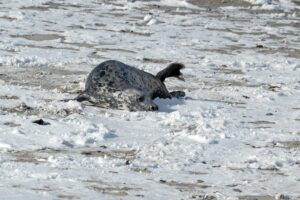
[156, 63, 185, 82]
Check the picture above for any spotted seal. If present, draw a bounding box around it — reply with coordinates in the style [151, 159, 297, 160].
[76, 60, 185, 111]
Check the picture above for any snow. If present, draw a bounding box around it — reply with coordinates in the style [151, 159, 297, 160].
[245, 0, 300, 11]
[0, 0, 300, 199]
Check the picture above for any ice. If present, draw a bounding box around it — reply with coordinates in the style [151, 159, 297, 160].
[0, 0, 299, 199]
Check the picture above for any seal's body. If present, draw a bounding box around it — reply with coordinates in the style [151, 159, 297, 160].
[77, 60, 185, 111]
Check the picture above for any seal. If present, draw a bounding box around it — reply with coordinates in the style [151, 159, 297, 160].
[76, 60, 185, 111]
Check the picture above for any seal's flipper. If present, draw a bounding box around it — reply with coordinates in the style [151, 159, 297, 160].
[156, 63, 185, 82]
[170, 91, 185, 98]
[60, 91, 92, 103]
[75, 92, 91, 102]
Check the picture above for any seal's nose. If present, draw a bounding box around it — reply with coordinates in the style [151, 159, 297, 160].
[149, 105, 158, 111]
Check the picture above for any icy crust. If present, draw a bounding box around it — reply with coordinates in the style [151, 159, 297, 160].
[0, 0, 300, 199]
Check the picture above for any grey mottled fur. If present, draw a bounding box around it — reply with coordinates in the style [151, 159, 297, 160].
[77, 60, 185, 111]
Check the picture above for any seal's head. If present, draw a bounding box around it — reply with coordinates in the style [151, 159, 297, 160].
[122, 88, 158, 111]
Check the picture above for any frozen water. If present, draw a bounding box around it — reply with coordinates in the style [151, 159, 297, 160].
[0, 0, 299, 199]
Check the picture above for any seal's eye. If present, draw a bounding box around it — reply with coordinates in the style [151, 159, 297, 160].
[138, 96, 145, 102]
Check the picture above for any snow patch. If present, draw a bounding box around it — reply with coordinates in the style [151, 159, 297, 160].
[0, 56, 48, 67]
[246, 0, 299, 11]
